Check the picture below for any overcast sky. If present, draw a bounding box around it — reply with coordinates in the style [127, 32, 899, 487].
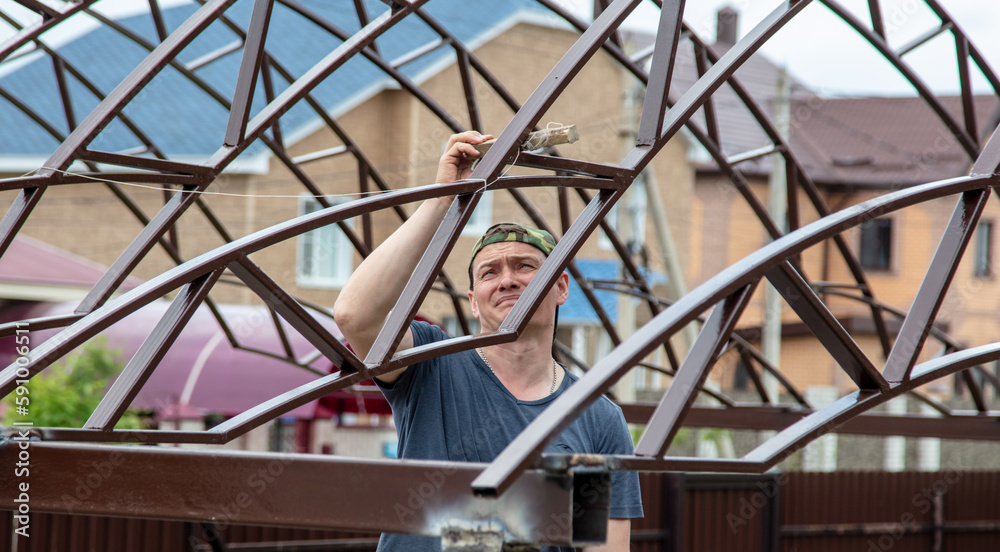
[1, 0, 997, 98]
[555, 0, 1000, 97]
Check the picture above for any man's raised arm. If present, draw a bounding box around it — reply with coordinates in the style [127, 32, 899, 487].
[333, 131, 491, 382]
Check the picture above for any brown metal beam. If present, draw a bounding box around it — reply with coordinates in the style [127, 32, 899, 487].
[227, 256, 361, 373]
[500, 188, 626, 337]
[0, 442, 611, 547]
[634, 284, 756, 457]
[636, 0, 685, 145]
[86, 269, 223, 430]
[883, 189, 990, 383]
[225, 0, 274, 146]
[620, 404, 1000, 441]
[473, 172, 992, 496]
[764, 261, 886, 392]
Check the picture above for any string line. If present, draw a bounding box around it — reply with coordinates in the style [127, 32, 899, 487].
[20, 125, 562, 201]
[31, 166, 403, 200]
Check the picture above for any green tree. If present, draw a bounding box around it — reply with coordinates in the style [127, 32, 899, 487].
[3, 338, 141, 428]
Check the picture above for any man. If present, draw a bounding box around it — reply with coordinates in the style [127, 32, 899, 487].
[334, 131, 642, 551]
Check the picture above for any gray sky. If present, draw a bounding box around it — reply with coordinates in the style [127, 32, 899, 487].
[1, 1, 996, 98]
[556, 0, 1000, 97]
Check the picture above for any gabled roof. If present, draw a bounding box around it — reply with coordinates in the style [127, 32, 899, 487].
[668, 17, 1000, 189]
[0, 0, 549, 168]
[0, 300, 336, 419]
[0, 235, 141, 301]
[669, 38, 813, 173]
[788, 94, 999, 188]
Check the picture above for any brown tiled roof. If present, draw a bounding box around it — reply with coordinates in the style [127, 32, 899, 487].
[670, 39, 814, 173]
[670, 38, 1000, 189]
[0, 235, 140, 290]
[788, 95, 999, 188]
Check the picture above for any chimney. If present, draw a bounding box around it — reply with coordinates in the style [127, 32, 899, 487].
[717, 6, 738, 46]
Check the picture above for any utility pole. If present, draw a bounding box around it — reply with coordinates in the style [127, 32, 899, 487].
[614, 35, 697, 402]
[762, 66, 791, 403]
[614, 41, 641, 404]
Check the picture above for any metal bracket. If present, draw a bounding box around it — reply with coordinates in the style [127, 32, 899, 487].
[440, 521, 547, 552]
[441, 521, 504, 552]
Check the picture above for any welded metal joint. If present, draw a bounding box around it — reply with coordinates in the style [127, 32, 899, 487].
[0, 426, 41, 445]
[1, 2, 1000, 539]
[441, 521, 505, 552]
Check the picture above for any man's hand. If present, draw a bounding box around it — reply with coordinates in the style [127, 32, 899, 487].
[335, 131, 494, 382]
[435, 131, 493, 184]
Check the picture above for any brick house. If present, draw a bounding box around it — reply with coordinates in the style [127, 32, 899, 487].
[0, 3, 997, 469]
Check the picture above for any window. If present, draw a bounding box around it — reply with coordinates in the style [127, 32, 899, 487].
[297, 196, 354, 288]
[599, 202, 620, 251]
[461, 190, 493, 236]
[732, 358, 750, 391]
[270, 417, 298, 452]
[600, 181, 647, 250]
[974, 221, 993, 278]
[859, 218, 892, 270]
[442, 316, 479, 336]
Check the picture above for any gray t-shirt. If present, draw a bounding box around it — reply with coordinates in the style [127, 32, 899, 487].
[374, 321, 643, 551]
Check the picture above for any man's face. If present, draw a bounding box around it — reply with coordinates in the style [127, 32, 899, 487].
[467, 241, 568, 332]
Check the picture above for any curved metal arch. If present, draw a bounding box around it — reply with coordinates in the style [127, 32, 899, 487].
[1, 0, 976, 374]
[0, 1, 98, 61]
[472, 162, 1000, 493]
[0, 0, 622, 378]
[0, 1, 462, 357]
[0, 0, 998, 519]
[1, 0, 638, 333]
[0, 174, 619, 437]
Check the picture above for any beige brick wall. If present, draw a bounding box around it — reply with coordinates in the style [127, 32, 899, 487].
[693, 177, 1000, 396]
[4, 20, 688, 344]
[18, 19, 994, 405]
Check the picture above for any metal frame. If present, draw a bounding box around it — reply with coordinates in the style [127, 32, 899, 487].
[2, 0, 1000, 542]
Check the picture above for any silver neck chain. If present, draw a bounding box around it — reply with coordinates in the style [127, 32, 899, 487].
[478, 348, 558, 395]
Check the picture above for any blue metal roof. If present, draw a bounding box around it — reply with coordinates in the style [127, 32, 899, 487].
[560, 258, 669, 325]
[0, 0, 544, 159]
[561, 258, 620, 325]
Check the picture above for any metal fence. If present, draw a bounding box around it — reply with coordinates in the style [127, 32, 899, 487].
[633, 470, 1000, 552]
[5, 471, 1000, 551]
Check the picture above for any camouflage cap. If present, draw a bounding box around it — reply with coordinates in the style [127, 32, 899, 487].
[468, 222, 557, 284]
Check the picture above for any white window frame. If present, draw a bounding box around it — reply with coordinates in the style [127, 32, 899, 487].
[859, 217, 893, 271]
[974, 220, 993, 278]
[296, 195, 355, 289]
[600, 180, 647, 250]
[461, 189, 494, 236]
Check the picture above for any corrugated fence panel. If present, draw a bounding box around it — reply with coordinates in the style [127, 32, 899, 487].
[782, 471, 1000, 552]
[1, 513, 190, 552]
[0, 513, 376, 552]
[4, 471, 999, 550]
[684, 475, 777, 552]
[632, 472, 673, 552]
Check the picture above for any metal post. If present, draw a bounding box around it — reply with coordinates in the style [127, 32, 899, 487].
[762, 66, 790, 404]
